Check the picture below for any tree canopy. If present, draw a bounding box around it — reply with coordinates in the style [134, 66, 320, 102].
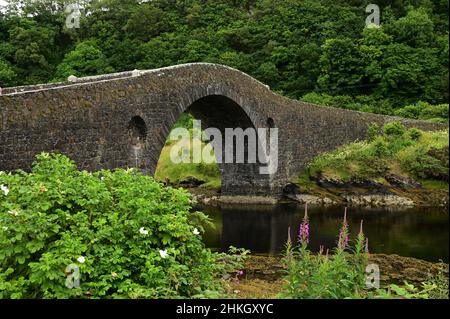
[0, 0, 448, 120]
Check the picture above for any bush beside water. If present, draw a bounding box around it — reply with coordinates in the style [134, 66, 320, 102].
[281, 206, 449, 299]
[303, 122, 449, 187]
[0, 153, 242, 299]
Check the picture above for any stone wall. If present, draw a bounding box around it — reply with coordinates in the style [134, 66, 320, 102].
[0, 63, 446, 196]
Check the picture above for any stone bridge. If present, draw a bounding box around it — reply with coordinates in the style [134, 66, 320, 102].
[0, 63, 444, 198]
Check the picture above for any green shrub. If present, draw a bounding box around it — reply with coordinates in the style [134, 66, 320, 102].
[399, 145, 449, 180]
[0, 153, 231, 299]
[367, 123, 381, 141]
[281, 208, 448, 300]
[280, 208, 369, 299]
[408, 128, 422, 141]
[301, 92, 334, 106]
[395, 103, 424, 119]
[424, 265, 449, 299]
[373, 271, 449, 299]
[370, 137, 391, 157]
[383, 121, 406, 137]
[303, 125, 448, 185]
[395, 102, 449, 122]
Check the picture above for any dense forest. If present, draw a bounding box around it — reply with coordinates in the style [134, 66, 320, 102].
[0, 0, 448, 121]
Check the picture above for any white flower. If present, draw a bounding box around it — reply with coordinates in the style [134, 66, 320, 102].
[159, 249, 168, 259]
[1, 184, 9, 196]
[8, 210, 19, 217]
[139, 227, 149, 236]
[193, 228, 200, 235]
[77, 256, 86, 264]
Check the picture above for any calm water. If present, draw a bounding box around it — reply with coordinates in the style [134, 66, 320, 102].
[199, 203, 449, 263]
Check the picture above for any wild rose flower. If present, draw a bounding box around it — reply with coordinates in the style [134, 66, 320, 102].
[159, 249, 168, 259]
[8, 210, 19, 217]
[77, 256, 86, 264]
[193, 228, 200, 235]
[1, 184, 9, 196]
[139, 227, 149, 236]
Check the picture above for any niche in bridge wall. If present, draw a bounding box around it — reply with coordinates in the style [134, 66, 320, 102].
[127, 116, 147, 168]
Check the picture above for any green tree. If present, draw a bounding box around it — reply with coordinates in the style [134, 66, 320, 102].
[54, 40, 114, 80]
[0, 59, 17, 87]
[123, 4, 167, 42]
[386, 8, 435, 48]
[317, 38, 364, 94]
[8, 19, 58, 84]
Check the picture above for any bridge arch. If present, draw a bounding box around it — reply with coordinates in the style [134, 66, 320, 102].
[145, 94, 273, 196]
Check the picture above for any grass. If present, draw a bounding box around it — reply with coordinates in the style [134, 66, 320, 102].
[155, 138, 221, 189]
[421, 180, 449, 191]
[301, 123, 449, 190]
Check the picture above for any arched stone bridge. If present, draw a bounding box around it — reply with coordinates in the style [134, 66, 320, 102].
[0, 63, 444, 198]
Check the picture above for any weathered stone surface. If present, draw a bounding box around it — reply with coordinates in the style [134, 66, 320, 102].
[293, 194, 337, 206]
[385, 174, 422, 189]
[343, 194, 415, 207]
[0, 63, 446, 196]
[179, 176, 206, 187]
[311, 175, 386, 189]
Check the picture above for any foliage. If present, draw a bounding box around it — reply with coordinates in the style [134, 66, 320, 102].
[0, 0, 448, 121]
[383, 121, 406, 137]
[0, 58, 16, 87]
[373, 272, 449, 300]
[280, 207, 369, 299]
[367, 123, 381, 141]
[302, 94, 448, 122]
[305, 122, 449, 184]
[281, 207, 449, 300]
[156, 114, 221, 189]
[155, 138, 221, 189]
[0, 153, 238, 299]
[54, 40, 114, 80]
[394, 101, 449, 123]
[424, 265, 449, 299]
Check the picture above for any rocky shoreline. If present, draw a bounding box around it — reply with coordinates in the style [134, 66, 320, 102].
[226, 254, 449, 299]
[181, 175, 448, 208]
[284, 175, 448, 208]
